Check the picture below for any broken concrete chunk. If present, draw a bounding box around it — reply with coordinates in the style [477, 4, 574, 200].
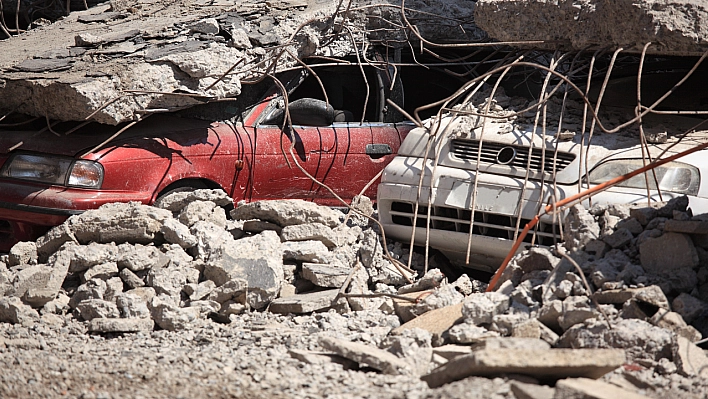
[516, 247, 559, 272]
[639, 232, 699, 273]
[75, 32, 104, 47]
[230, 200, 342, 228]
[229, 27, 252, 49]
[673, 336, 708, 378]
[0, 296, 40, 326]
[511, 318, 542, 339]
[269, 289, 339, 314]
[71, 202, 172, 245]
[539, 322, 560, 346]
[82, 262, 120, 282]
[629, 206, 658, 226]
[69, 279, 107, 309]
[462, 292, 510, 325]
[301, 263, 350, 288]
[178, 200, 227, 228]
[88, 317, 155, 333]
[190, 221, 238, 261]
[11, 265, 52, 300]
[206, 278, 247, 304]
[281, 223, 338, 248]
[184, 280, 216, 302]
[557, 296, 599, 331]
[413, 285, 465, 317]
[115, 292, 151, 318]
[119, 268, 145, 289]
[616, 217, 644, 235]
[41, 293, 70, 315]
[422, 348, 625, 388]
[282, 240, 330, 263]
[117, 244, 170, 272]
[650, 309, 702, 342]
[189, 18, 220, 35]
[448, 322, 499, 344]
[203, 230, 283, 309]
[188, 300, 221, 316]
[393, 291, 429, 323]
[146, 267, 188, 298]
[664, 219, 708, 234]
[319, 336, 411, 375]
[564, 204, 600, 252]
[602, 228, 633, 249]
[154, 189, 233, 213]
[27, 243, 79, 306]
[382, 328, 433, 376]
[592, 285, 669, 310]
[149, 295, 201, 331]
[558, 319, 673, 362]
[67, 242, 119, 273]
[671, 292, 708, 324]
[161, 218, 198, 249]
[584, 239, 610, 259]
[8, 242, 38, 266]
[554, 377, 651, 399]
[432, 345, 474, 361]
[451, 273, 479, 296]
[242, 220, 283, 235]
[75, 299, 121, 321]
[392, 303, 463, 346]
[104, 277, 124, 302]
[538, 300, 563, 332]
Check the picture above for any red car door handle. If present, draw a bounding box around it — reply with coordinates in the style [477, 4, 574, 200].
[366, 144, 392, 157]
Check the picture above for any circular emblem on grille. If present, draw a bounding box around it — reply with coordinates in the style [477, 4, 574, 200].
[496, 146, 517, 165]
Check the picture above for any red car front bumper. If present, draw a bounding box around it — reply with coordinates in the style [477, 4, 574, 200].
[0, 179, 153, 252]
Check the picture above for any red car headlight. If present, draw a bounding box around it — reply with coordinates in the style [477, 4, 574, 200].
[0, 153, 103, 189]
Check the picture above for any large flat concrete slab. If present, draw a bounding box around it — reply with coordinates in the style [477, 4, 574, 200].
[422, 348, 625, 388]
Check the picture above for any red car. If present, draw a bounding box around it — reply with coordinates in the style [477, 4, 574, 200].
[0, 61, 463, 251]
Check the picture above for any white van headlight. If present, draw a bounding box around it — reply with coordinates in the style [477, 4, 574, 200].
[588, 159, 699, 195]
[1, 153, 103, 189]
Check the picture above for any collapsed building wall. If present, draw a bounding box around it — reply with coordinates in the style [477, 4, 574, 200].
[475, 0, 708, 54]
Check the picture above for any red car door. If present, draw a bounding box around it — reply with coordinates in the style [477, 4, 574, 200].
[248, 63, 415, 205]
[250, 122, 326, 201]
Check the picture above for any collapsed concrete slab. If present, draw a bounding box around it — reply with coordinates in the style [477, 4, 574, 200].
[0, 0, 486, 124]
[474, 0, 708, 54]
[319, 336, 412, 375]
[422, 348, 625, 388]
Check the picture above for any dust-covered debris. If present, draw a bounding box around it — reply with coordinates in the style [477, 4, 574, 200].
[1, 194, 708, 397]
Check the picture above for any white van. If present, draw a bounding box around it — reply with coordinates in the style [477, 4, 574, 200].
[377, 95, 708, 272]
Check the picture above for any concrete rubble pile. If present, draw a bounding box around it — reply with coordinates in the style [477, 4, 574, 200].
[0, 189, 424, 331]
[0, 0, 483, 125]
[0, 191, 707, 397]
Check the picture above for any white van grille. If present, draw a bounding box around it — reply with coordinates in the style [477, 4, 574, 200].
[451, 139, 575, 173]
